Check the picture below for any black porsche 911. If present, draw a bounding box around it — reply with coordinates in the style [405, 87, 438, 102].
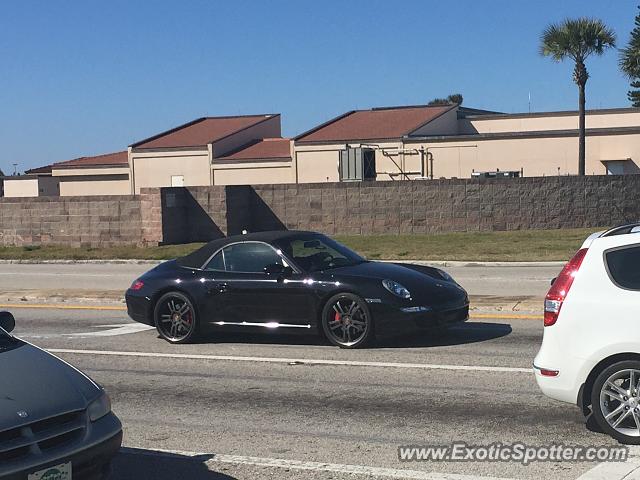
[125, 231, 469, 348]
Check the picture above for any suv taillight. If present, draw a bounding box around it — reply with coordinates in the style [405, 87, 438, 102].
[544, 248, 588, 327]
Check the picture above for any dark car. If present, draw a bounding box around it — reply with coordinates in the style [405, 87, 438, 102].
[0, 311, 122, 480]
[126, 231, 469, 348]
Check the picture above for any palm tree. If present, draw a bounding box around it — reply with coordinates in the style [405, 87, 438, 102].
[540, 18, 616, 175]
[619, 6, 640, 107]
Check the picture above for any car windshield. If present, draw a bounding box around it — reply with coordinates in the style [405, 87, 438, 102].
[276, 235, 366, 272]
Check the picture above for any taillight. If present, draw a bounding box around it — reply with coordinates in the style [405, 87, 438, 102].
[544, 248, 588, 327]
[131, 280, 144, 291]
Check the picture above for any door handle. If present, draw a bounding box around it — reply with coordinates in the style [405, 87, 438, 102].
[206, 282, 228, 295]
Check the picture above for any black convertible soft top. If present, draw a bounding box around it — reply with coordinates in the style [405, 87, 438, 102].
[176, 230, 318, 268]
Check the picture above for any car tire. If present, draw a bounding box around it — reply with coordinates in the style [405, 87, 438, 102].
[154, 291, 199, 344]
[591, 360, 640, 444]
[321, 293, 374, 349]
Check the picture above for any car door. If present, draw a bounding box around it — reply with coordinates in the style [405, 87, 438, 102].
[201, 241, 312, 327]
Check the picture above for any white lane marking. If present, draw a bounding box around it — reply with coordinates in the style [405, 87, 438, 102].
[65, 324, 154, 337]
[121, 447, 515, 480]
[47, 348, 531, 373]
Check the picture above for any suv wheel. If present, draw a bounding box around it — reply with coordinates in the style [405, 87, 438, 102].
[592, 360, 640, 444]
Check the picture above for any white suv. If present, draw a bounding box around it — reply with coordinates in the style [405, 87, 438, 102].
[534, 223, 640, 444]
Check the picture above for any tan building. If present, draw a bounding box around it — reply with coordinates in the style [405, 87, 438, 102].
[22, 114, 293, 196]
[49, 151, 130, 196]
[2, 170, 60, 197]
[129, 114, 292, 193]
[18, 105, 640, 198]
[294, 105, 640, 181]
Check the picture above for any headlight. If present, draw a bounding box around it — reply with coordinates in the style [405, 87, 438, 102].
[436, 269, 454, 282]
[88, 391, 112, 422]
[382, 279, 411, 299]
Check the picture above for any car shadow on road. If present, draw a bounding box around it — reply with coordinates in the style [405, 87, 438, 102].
[191, 321, 511, 349]
[376, 322, 513, 348]
[112, 448, 237, 479]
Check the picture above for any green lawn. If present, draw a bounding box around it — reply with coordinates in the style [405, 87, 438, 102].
[0, 227, 601, 262]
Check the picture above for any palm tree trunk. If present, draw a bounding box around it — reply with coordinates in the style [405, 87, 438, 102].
[578, 83, 586, 176]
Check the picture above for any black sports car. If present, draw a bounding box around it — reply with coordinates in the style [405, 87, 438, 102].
[125, 231, 469, 348]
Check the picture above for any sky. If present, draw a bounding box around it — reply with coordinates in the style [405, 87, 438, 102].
[0, 0, 637, 173]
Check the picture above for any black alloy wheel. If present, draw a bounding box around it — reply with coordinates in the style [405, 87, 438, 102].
[321, 293, 373, 348]
[154, 292, 199, 344]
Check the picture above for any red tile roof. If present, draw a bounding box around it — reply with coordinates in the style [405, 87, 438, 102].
[218, 138, 291, 161]
[52, 151, 129, 169]
[296, 105, 455, 143]
[24, 164, 53, 174]
[132, 115, 278, 149]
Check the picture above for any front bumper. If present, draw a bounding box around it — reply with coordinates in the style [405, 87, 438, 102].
[373, 303, 469, 336]
[1, 413, 122, 480]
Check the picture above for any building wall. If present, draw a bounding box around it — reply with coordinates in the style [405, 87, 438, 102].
[295, 145, 341, 183]
[408, 132, 640, 178]
[0, 195, 142, 246]
[464, 110, 640, 134]
[295, 141, 425, 182]
[130, 148, 211, 193]
[59, 175, 130, 196]
[3, 178, 40, 197]
[53, 166, 131, 196]
[212, 160, 294, 185]
[38, 176, 61, 196]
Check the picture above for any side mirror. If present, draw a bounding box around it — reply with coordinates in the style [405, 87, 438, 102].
[0, 311, 15, 333]
[550, 277, 556, 286]
[264, 264, 293, 277]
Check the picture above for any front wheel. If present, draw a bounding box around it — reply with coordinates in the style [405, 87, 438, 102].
[154, 291, 199, 344]
[591, 360, 640, 444]
[321, 293, 374, 349]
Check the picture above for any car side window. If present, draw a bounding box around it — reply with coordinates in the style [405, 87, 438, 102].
[606, 245, 640, 290]
[204, 251, 225, 271]
[222, 243, 283, 273]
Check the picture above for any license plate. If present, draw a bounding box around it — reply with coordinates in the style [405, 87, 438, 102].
[28, 462, 72, 480]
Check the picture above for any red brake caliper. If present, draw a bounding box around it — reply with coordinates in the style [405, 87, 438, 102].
[334, 312, 341, 323]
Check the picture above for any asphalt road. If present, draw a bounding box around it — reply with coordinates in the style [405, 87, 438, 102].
[0, 262, 562, 298]
[6, 306, 630, 480]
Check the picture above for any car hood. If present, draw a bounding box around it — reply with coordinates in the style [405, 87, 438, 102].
[0, 342, 99, 431]
[328, 261, 467, 306]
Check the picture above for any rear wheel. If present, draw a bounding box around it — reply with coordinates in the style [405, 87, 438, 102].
[154, 292, 199, 344]
[321, 293, 373, 349]
[591, 360, 640, 444]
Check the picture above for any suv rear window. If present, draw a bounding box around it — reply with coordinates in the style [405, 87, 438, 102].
[606, 245, 640, 290]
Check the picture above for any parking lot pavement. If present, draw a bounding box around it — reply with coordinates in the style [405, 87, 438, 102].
[7, 306, 629, 480]
[0, 262, 561, 300]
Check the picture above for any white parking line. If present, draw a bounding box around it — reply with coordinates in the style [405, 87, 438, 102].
[46, 348, 531, 373]
[120, 447, 516, 480]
